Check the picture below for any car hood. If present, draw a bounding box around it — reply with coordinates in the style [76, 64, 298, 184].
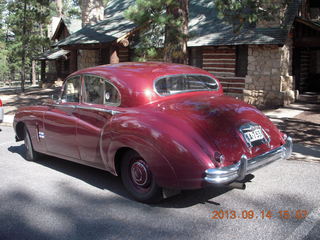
[152, 93, 285, 166]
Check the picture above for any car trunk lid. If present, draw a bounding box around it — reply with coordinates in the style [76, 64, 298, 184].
[153, 93, 285, 166]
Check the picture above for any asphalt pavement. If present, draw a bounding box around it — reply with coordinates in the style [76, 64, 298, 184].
[0, 126, 320, 240]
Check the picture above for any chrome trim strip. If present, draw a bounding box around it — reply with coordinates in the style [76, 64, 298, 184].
[204, 137, 293, 184]
[52, 104, 76, 109]
[76, 105, 121, 115]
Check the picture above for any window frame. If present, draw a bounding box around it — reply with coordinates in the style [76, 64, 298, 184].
[153, 73, 220, 97]
[60, 75, 82, 103]
[82, 74, 121, 107]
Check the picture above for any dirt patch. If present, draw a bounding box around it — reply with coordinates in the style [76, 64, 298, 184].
[0, 87, 61, 115]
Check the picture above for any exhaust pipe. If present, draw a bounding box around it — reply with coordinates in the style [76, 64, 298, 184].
[228, 182, 246, 190]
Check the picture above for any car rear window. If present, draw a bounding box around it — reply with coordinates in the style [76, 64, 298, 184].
[155, 74, 219, 96]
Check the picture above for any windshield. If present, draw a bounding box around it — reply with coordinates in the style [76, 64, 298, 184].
[155, 74, 219, 96]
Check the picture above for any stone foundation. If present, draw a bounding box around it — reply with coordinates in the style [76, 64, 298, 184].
[244, 39, 295, 108]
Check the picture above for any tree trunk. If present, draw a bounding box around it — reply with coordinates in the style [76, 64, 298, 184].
[32, 60, 36, 85]
[21, 0, 27, 92]
[40, 61, 46, 84]
[164, 0, 189, 64]
[81, 0, 104, 26]
[56, 0, 63, 17]
[180, 0, 189, 64]
[9, 69, 14, 87]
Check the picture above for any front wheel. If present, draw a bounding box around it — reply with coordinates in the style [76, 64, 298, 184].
[24, 127, 40, 161]
[121, 150, 162, 203]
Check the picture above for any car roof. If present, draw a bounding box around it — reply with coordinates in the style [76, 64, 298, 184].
[73, 62, 211, 82]
[69, 62, 218, 107]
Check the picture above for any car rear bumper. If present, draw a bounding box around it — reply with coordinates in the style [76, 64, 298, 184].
[204, 137, 293, 184]
[0, 107, 3, 123]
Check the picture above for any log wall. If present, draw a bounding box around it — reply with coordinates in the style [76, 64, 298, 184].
[201, 46, 245, 97]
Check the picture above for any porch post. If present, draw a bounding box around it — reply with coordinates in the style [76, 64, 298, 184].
[70, 49, 78, 72]
[40, 60, 46, 83]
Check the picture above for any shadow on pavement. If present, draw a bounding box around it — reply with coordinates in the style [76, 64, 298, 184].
[7, 144, 243, 208]
[273, 118, 320, 149]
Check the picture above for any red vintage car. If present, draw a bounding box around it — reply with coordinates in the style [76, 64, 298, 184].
[14, 62, 292, 202]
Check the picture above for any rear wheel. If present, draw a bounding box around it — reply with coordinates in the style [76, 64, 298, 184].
[24, 127, 39, 161]
[121, 150, 162, 203]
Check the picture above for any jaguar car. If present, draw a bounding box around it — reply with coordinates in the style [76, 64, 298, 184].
[13, 62, 292, 202]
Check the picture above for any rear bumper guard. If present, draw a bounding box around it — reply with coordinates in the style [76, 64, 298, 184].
[204, 137, 293, 184]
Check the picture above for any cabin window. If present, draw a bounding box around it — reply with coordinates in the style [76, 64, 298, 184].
[236, 45, 248, 77]
[83, 75, 120, 106]
[61, 75, 81, 103]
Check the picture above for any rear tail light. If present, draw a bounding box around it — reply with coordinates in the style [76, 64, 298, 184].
[0, 99, 2, 107]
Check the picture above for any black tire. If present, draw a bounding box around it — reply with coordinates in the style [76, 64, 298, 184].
[24, 127, 40, 161]
[121, 150, 162, 203]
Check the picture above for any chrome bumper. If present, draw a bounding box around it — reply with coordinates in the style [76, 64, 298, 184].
[204, 137, 293, 184]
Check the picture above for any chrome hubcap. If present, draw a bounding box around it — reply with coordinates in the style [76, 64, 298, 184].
[130, 160, 150, 187]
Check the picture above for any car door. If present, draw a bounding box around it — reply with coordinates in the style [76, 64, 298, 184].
[74, 74, 121, 168]
[44, 75, 81, 159]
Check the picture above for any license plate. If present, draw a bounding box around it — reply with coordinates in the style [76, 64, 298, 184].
[244, 128, 264, 143]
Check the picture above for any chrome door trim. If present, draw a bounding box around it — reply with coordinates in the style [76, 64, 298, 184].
[52, 104, 76, 109]
[76, 105, 121, 115]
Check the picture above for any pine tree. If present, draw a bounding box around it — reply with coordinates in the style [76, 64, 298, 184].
[215, 0, 288, 32]
[80, 0, 104, 26]
[49, 0, 81, 19]
[126, 0, 288, 62]
[0, 0, 9, 84]
[6, 0, 51, 91]
[125, 0, 188, 63]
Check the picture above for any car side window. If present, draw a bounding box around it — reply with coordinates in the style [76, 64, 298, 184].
[84, 75, 120, 106]
[61, 76, 81, 103]
[84, 75, 104, 104]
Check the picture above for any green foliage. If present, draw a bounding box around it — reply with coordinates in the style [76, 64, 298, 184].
[215, 0, 289, 32]
[0, 42, 9, 82]
[3, 0, 51, 88]
[125, 0, 185, 61]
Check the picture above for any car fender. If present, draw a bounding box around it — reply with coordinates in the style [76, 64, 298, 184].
[100, 112, 216, 189]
